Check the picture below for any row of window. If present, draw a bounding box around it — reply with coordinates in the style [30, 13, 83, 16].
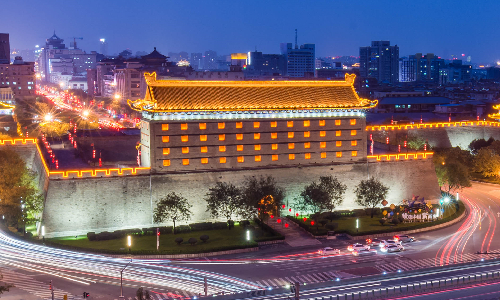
[161, 130, 357, 143]
[162, 140, 358, 155]
[163, 151, 358, 166]
[161, 119, 357, 131]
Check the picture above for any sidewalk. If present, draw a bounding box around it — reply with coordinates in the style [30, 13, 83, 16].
[266, 219, 321, 247]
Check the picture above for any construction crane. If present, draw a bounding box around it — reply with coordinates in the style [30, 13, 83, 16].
[68, 37, 83, 49]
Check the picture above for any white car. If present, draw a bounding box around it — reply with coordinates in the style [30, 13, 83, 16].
[347, 243, 370, 252]
[366, 238, 382, 247]
[379, 240, 402, 248]
[353, 248, 377, 256]
[381, 244, 404, 253]
[394, 235, 415, 243]
[318, 247, 340, 255]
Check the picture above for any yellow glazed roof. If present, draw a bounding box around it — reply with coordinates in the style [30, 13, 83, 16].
[128, 72, 377, 112]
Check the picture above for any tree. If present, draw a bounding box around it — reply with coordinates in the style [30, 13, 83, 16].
[433, 147, 472, 192]
[205, 182, 252, 227]
[355, 177, 389, 218]
[153, 192, 192, 234]
[407, 132, 426, 150]
[469, 137, 494, 155]
[474, 148, 500, 177]
[300, 176, 346, 214]
[242, 176, 285, 219]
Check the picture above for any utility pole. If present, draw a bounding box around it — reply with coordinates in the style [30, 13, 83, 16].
[50, 280, 54, 300]
[204, 277, 208, 296]
[156, 227, 160, 251]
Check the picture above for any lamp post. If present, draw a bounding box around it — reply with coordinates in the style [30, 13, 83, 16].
[127, 235, 132, 253]
[356, 218, 359, 233]
[119, 259, 132, 298]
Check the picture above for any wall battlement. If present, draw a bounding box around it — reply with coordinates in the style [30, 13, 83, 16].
[367, 121, 500, 131]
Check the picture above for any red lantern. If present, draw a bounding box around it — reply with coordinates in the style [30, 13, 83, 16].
[277, 219, 281, 224]
[296, 213, 299, 217]
[289, 208, 292, 212]
[404, 140, 407, 148]
[303, 217, 307, 222]
[386, 137, 389, 144]
[285, 223, 289, 228]
[311, 221, 315, 226]
[398, 145, 401, 153]
[270, 215, 274, 219]
[282, 204, 285, 209]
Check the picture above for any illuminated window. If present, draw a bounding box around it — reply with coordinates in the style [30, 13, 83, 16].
[272, 154, 278, 161]
[236, 122, 243, 129]
[287, 121, 293, 127]
[162, 124, 169, 131]
[305, 153, 311, 159]
[350, 119, 356, 125]
[237, 156, 244, 163]
[218, 122, 225, 129]
[237, 145, 244, 151]
[162, 136, 169, 143]
[199, 123, 206, 130]
[201, 158, 208, 164]
[253, 122, 260, 128]
[320, 131, 326, 137]
[289, 153, 295, 160]
[304, 120, 310, 127]
[181, 135, 189, 142]
[270, 121, 277, 128]
[336, 131, 341, 137]
[200, 135, 207, 141]
[351, 140, 358, 146]
[271, 132, 277, 139]
[220, 157, 226, 164]
[182, 147, 189, 154]
[320, 142, 326, 148]
[335, 120, 341, 126]
[219, 134, 226, 141]
[288, 143, 295, 149]
[321, 152, 326, 159]
[319, 120, 325, 126]
[182, 159, 189, 165]
[201, 146, 208, 153]
[219, 145, 226, 152]
[162, 148, 170, 155]
[272, 144, 278, 150]
[255, 155, 262, 162]
[351, 130, 357, 136]
[304, 142, 311, 149]
[288, 132, 294, 138]
[236, 134, 243, 140]
[336, 152, 342, 158]
[254, 133, 260, 140]
[304, 131, 310, 138]
[352, 151, 358, 157]
[181, 123, 188, 130]
[336, 141, 342, 147]
[254, 144, 261, 151]
[163, 160, 170, 166]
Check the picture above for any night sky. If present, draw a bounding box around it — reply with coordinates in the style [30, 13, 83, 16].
[2, 0, 500, 63]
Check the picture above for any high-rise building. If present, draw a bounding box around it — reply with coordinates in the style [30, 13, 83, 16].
[246, 51, 286, 76]
[359, 41, 399, 84]
[190, 53, 202, 70]
[280, 43, 315, 78]
[399, 53, 445, 83]
[0, 33, 10, 64]
[202, 50, 218, 70]
[99, 39, 108, 56]
[0, 56, 36, 99]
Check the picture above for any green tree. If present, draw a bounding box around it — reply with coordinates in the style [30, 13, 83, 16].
[355, 177, 389, 218]
[474, 148, 500, 177]
[407, 132, 426, 150]
[433, 147, 472, 192]
[205, 182, 253, 228]
[469, 138, 495, 155]
[153, 192, 192, 234]
[301, 176, 346, 213]
[242, 176, 285, 219]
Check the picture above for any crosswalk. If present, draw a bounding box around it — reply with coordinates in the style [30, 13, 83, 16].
[254, 271, 337, 287]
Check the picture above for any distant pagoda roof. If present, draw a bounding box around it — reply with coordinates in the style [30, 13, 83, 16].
[141, 47, 168, 60]
[128, 72, 377, 113]
[47, 31, 63, 41]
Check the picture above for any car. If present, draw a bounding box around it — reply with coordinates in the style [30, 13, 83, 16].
[318, 247, 340, 255]
[347, 243, 370, 252]
[381, 244, 405, 253]
[379, 240, 402, 248]
[353, 248, 377, 256]
[366, 238, 382, 247]
[394, 235, 415, 243]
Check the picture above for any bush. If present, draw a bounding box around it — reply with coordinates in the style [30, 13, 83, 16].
[189, 223, 213, 231]
[159, 226, 173, 234]
[174, 225, 191, 234]
[213, 222, 227, 230]
[200, 235, 209, 243]
[175, 237, 183, 245]
[391, 217, 400, 225]
[325, 223, 338, 231]
[95, 231, 113, 241]
[87, 232, 96, 241]
[188, 237, 197, 245]
[319, 219, 328, 227]
[240, 220, 250, 227]
[228, 220, 235, 229]
[379, 219, 387, 226]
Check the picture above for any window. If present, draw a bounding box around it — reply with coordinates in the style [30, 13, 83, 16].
[254, 133, 260, 139]
[321, 152, 326, 159]
[181, 135, 188, 142]
[272, 154, 278, 161]
[304, 120, 310, 127]
[220, 157, 226, 164]
[254, 144, 261, 151]
[287, 121, 293, 127]
[320, 142, 326, 148]
[218, 122, 225, 129]
[219, 134, 226, 141]
[288, 132, 294, 138]
[336, 141, 342, 147]
[253, 122, 260, 128]
[255, 155, 262, 162]
[219, 145, 226, 152]
[351, 130, 357, 136]
[350, 119, 356, 125]
[162, 124, 169, 131]
[163, 160, 170, 166]
[351, 140, 357, 146]
[181, 123, 188, 130]
[352, 151, 358, 157]
[270, 121, 277, 128]
[319, 120, 325, 126]
[336, 152, 342, 158]
[182, 147, 189, 154]
[320, 131, 326, 137]
[336, 131, 341, 137]
[271, 132, 277, 139]
[304, 142, 311, 149]
[236, 134, 243, 140]
[288, 143, 295, 149]
[182, 159, 189, 165]
[237, 156, 244, 163]
[201, 158, 208, 164]
[289, 153, 295, 160]
[304, 131, 310, 138]
[236, 122, 243, 129]
[199, 123, 206, 130]
[163, 148, 170, 155]
[305, 153, 311, 159]
[201, 146, 208, 153]
[272, 144, 278, 150]
[237, 145, 244, 151]
[335, 120, 341, 126]
[162, 136, 169, 143]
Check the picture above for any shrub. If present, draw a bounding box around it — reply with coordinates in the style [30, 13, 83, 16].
[174, 225, 191, 234]
[325, 223, 338, 231]
[379, 219, 387, 226]
[96, 232, 113, 241]
[189, 223, 213, 231]
[175, 237, 183, 245]
[227, 220, 235, 229]
[391, 217, 400, 225]
[188, 237, 197, 245]
[159, 226, 173, 234]
[25, 232, 33, 238]
[213, 222, 227, 230]
[87, 232, 96, 241]
[200, 235, 209, 243]
[319, 219, 328, 227]
[398, 215, 404, 223]
[240, 220, 250, 227]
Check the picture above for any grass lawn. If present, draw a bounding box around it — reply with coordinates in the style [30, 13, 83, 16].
[47, 226, 259, 254]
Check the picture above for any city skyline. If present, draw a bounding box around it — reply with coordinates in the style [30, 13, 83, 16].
[2, 0, 500, 63]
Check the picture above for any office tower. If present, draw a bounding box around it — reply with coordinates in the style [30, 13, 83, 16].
[360, 41, 399, 84]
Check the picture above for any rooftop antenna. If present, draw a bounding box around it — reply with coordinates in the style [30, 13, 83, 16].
[295, 29, 298, 49]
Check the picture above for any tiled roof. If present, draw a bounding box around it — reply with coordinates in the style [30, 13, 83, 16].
[128, 72, 376, 112]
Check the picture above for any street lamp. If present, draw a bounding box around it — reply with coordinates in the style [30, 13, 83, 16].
[82, 110, 90, 118]
[127, 235, 131, 252]
[44, 114, 52, 122]
[246, 230, 251, 242]
[114, 93, 121, 100]
[41, 225, 45, 243]
[119, 259, 132, 299]
[356, 218, 359, 233]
